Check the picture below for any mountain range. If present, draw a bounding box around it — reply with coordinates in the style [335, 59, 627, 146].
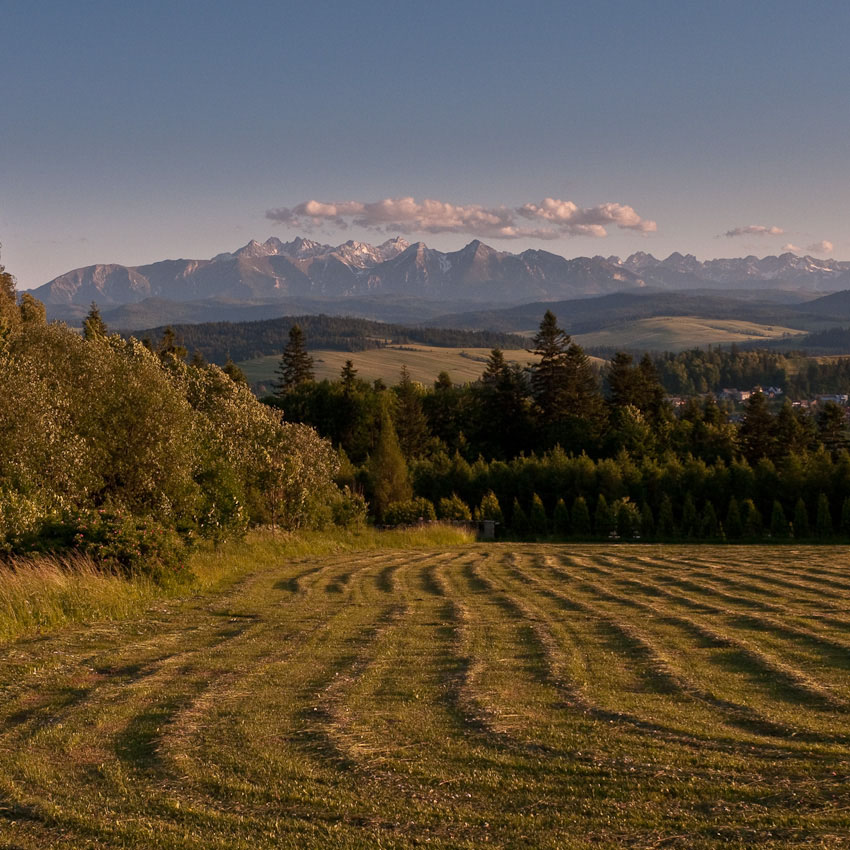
[31, 237, 850, 329]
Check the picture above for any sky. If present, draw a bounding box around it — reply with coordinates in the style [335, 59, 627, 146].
[2, 0, 849, 290]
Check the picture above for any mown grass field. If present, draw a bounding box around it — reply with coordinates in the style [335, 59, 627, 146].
[572, 316, 806, 352]
[238, 345, 541, 387]
[2, 543, 850, 848]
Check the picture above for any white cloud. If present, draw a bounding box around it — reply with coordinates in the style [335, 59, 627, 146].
[806, 240, 834, 255]
[266, 196, 657, 240]
[724, 225, 784, 238]
[782, 243, 801, 253]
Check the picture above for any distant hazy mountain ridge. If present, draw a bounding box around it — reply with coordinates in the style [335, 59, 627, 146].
[33, 238, 850, 315]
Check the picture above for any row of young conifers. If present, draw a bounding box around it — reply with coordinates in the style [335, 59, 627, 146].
[2, 544, 849, 847]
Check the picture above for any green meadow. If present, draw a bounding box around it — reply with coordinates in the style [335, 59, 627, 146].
[2, 539, 850, 848]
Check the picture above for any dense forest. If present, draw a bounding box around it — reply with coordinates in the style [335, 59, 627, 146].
[266, 313, 850, 541]
[135, 315, 530, 363]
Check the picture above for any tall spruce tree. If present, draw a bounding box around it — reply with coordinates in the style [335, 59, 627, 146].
[530, 310, 570, 422]
[393, 366, 430, 458]
[274, 324, 314, 395]
[83, 302, 108, 340]
[368, 412, 412, 522]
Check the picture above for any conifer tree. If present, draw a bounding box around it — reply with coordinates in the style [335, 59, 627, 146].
[511, 498, 530, 538]
[841, 496, 850, 538]
[368, 413, 412, 522]
[793, 497, 810, 538]
[657, 494, 676, 538]
[553, 497, 570, 537]
[700, 502, 718, 538]
[394, 366, 430, 458]
[530, 310, 570, 422]
[340, 359, 358, 395]
[594, 494, 614, 538]
[571, 496, 591, 536]
[739, 391, 776, 464]
[222, 356, 248, 384]
[476, 490, 504, 524]
[681, 493, 698, 538]
[640, 501, 655, 539]
[742, 498, 763, 538]
[725, 497, 743, 538]
[770, 500, 788, 538]
[529, 493, 548, 537]
[816, 492, 833, 538]
[616, 501, 637, 539]
[83, 302, 108, 340]
[274, 324, 314, 395]
[156, 326, 188, 365]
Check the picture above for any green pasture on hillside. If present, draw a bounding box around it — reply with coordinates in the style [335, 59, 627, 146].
[238, 344, 540, 387]
[573, 316, 806, 352]
[2, 543, 850, 848]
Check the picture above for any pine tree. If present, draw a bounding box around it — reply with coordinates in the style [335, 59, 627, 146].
[223, 356, 248, 384]
[700, 502, 719, 538]
[530, 310, 570, 422]
[274, 324, 314, 395]
[571, 496, 591, 537]
[725, 497, 743, 539]
[529, 493, 548, 537]
[476, 490, 504, 524]
[816, 492, 833, 538]
[681, 493, 698, 538]
[657, 494, 676, 538]
[793, 497, 810, 539]
[841, 496, 850, 538]
[511, 498, 530, 538]
[594, 494, 614, 538]
[606, 352, 638, 408]
[553, 498, 570, 536]
[739, 391, 776, 464]
[770, 500, 789, 538]
[156, 326, 188, 364]
[368, 413, 412, 522]
[83, 302, 108, 340]
[640, 502, 655, 539]
[616, 501, 637, 540]
[742, 499, 763, 538]
[818, 402, 848, 457]
[393, 366, 430, 458]
[340, 359, 358, 395]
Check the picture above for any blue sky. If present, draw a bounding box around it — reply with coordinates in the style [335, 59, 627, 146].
[2, 0, 848, 289]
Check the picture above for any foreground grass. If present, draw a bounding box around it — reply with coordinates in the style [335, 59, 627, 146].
[0, 524, 475, 644]
[2, 543, 850, 848]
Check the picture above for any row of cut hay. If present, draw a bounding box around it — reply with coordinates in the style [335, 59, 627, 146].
[0, 524, 476, 644]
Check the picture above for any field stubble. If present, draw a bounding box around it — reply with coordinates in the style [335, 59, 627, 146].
[1, 543, 850, 848]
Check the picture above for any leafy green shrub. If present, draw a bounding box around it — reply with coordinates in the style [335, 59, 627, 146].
[16, 509, 191, 583]
[331, 487, 368, 528]
[384, 497, 436, 526]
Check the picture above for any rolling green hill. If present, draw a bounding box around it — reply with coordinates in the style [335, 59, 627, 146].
[573, 315, 807, 352]
[239, 344, 544, 388]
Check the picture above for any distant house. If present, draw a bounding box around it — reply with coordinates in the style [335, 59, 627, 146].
[815, 394, 849, 405]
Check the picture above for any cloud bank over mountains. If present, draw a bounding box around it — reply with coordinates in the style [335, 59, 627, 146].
[266, 196, 657, 240]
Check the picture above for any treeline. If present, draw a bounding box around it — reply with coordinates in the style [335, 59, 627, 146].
[654, 346, 850, 397]
[267, 311, 850, 539]
[134, 315, 529, 364]
[0, 272, 357, 580]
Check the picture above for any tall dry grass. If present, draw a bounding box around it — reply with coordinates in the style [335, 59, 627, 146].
[0, 553, 159, 642]
[0, 523, 477, 642]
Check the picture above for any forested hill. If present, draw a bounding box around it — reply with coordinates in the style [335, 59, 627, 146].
[129, 316, 530, 364]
